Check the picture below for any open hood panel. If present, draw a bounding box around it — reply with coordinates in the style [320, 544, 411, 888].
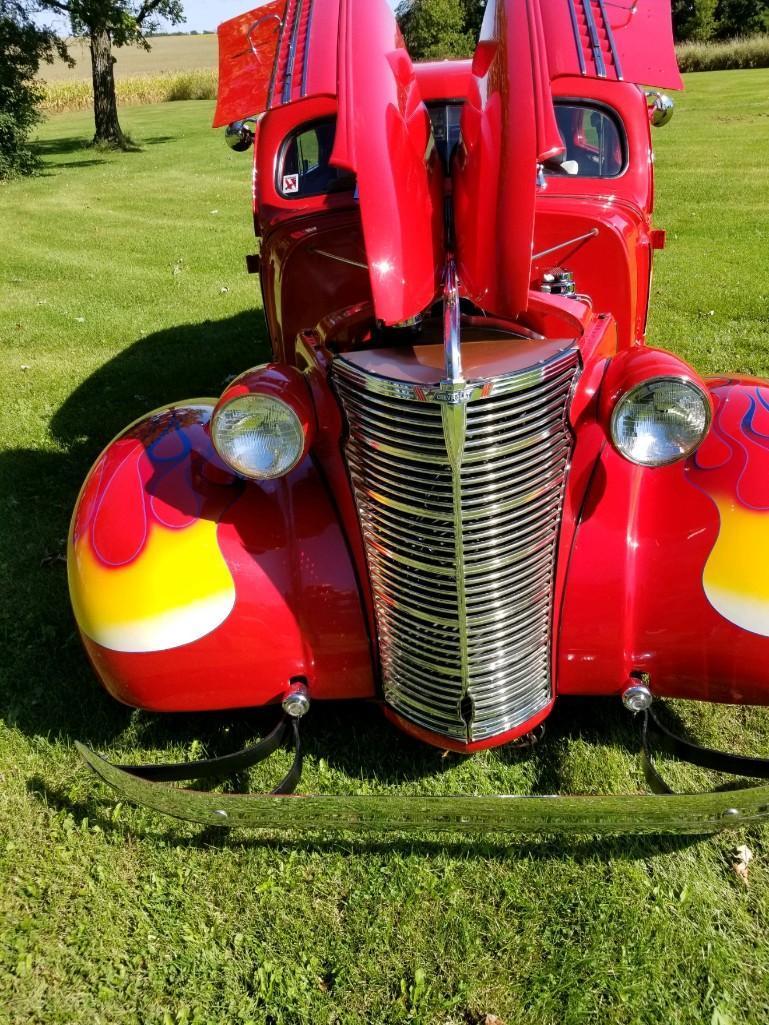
[214, 0, 341, 127]
[331, 0, 444, 325]
[213, 2, 287, 128]
[541, 0, 683, 91]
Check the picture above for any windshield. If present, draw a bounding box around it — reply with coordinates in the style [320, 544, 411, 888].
[427, 100, 625, 179]
[427, 102, 463, 173]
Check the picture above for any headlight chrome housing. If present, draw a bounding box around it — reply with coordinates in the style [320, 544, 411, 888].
[211, 366, 314, 480]
[610, 376, 711, 467]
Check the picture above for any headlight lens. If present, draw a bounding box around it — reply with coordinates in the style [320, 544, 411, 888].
[211, 394, 305, 479]
[611, 377, 710, 466]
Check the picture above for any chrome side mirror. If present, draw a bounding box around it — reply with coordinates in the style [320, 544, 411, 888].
[225, 119, 257, 152]
[647, 92, 675, 128]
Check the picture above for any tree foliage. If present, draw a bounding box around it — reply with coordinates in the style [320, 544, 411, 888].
[0, 0, 68, 178]
[673, 0, 769, 41]
[672, 0, 717, 41]
[714, 0, 769, 38]
[32, 1, 185, 147]
[35, 0, 184, 48]
[397, 0, 485, 60]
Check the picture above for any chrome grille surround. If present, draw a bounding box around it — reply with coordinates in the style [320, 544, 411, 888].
[333, 342, 580, 744]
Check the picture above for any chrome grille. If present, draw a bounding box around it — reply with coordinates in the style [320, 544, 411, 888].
[333, 344, 580, 743]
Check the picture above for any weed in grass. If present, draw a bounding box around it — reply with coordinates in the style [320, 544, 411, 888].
[2, 82, 769, 1025]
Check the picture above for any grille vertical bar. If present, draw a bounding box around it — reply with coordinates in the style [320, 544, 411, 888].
[333, 346, 580, 743]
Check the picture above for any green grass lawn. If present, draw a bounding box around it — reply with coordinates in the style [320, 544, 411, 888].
[2, 73, 769, 1024]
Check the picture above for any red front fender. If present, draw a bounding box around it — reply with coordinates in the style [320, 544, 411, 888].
[67, 402, 375, 712]
[559, 377, 769, 705]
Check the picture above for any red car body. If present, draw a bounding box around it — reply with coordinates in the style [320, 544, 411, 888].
[68, 0, 769, 758]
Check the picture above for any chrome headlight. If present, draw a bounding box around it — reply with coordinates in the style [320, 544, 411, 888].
[610, 377, 711, 467]
[211, 394, 305, 479]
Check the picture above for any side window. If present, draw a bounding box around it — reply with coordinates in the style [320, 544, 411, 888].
[278, 119, 356, 198]
[547, 104, 625, 178]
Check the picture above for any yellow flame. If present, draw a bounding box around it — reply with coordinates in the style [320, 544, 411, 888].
[68, 520, 236, 653]
[703, 496, 769, 638]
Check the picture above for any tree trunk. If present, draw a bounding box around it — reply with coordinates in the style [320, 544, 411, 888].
[89, 28, 126, 149]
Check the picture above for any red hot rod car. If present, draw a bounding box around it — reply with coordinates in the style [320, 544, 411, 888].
[69, 0, 769, 834]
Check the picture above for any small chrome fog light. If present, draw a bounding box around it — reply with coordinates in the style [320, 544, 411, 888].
[282, 686, 311, 719]
[622, 683, 653, 712]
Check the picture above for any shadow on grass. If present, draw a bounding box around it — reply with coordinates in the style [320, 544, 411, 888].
[30, 133, 175, 170]
[32, 135, 98, 157]
[0, 309, 267, 750]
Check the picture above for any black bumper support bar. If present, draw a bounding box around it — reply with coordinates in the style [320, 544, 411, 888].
[109, 716, 302, 794]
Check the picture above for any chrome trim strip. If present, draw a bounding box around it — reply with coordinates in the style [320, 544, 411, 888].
[267, 0, 293, 109]
[300, 0, 315, 97]
[443, 260, 463, 385]
[596, 0, 623, 80]
[282, 0, 304, 104]
[335, 347, 577, 404]
[336, 368, 575, 422]
[581, 0, 607, 78]
[565, 0, 588, 76]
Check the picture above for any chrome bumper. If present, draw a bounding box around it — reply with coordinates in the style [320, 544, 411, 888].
[76, 711, 769, 836]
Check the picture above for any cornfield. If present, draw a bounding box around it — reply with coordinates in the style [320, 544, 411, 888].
[40, 70, 218, 114]
[677, 34, 769, 72]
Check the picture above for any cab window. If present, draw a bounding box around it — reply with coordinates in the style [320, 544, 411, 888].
[278, 119, 356, 198]
[547, 104, 625, 178]
[427, 102, 463, 173]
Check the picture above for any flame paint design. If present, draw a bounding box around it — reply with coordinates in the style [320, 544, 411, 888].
[687, 383, 769, 637]
[68, 407, 237, 653]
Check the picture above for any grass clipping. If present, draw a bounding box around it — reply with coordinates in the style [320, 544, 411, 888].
[40, 69, 217, 114]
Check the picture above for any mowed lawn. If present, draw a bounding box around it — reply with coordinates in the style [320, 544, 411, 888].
[2, 71, 769, 1024]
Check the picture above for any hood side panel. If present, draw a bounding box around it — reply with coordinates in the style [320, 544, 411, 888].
[541, 0, 683, 91]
